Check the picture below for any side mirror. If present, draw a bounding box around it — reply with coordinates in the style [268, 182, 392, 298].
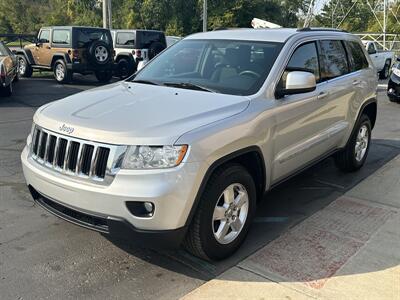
[276, 71, 316, 98]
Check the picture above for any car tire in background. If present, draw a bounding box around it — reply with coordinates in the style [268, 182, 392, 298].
[184, 164, 257, 261]
[0, 81, 12, 97]
[335, 114, 372, 172]
[17, 55, 33, 78]
[148, 42, 165, 60]
[117, 57, 135, 79]
[379, 59, 391, 79]
[95, 70, 113, 83]
[53, 59, 72, 84]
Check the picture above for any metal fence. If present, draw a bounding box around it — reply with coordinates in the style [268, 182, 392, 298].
[355, 33, 400, 55]
[0, 34, 36, 48]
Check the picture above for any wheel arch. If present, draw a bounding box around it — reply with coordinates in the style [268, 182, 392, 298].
[115, 52, 134, 62]
[15, 49, 34, 65]
[50, 53, 71, 68]
[185, 146, 266, 227]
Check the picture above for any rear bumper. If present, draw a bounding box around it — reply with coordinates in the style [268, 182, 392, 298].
[29, 185, 188, 248]
[67, 62, 115, 73]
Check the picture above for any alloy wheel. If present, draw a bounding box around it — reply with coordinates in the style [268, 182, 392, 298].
[355, 124, 369, 162]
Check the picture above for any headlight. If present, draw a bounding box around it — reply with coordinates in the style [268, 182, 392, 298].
[121, 145, 188, 169]
[392, 67, 400, 77]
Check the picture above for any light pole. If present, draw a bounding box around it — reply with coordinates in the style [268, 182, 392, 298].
[102, 0, 112, 29]
[203, 0, 207, 32]
[102, 0, 107, 29]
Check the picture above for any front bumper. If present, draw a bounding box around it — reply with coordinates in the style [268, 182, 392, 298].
[21, 146, 204, 247]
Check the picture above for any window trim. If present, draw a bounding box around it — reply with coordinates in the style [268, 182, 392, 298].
[51, 29, 72, 47]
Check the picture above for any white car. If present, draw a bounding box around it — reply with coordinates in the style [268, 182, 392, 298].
[363, 41, 396, 79]
[111, 29, 166, 77]
[22, 28, 377, 260]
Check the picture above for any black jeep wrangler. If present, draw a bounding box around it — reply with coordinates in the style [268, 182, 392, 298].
[15, 26, 114, 83]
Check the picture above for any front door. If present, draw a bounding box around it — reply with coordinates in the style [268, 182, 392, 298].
[34, 29, 52, 66]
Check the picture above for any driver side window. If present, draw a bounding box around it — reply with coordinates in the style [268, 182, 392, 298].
[279, 42, 319, 89]
[38, 30, 50, 43]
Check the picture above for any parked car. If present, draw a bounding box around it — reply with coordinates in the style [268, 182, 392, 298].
[15, 26, 114, 83]
[0, 41, 19, 96]
[21, 28, 377, 260]
[112, 29, 166, 77]
[363, 41, 395, 79]
[166, 36, 182, 47]
[387, 58, 400, 103]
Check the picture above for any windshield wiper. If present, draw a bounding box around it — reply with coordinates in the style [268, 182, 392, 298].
[131, 79, 161, 86]
[163, 82, 216, 93]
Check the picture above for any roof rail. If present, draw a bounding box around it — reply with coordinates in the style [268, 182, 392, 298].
[297, 27, 348, 33]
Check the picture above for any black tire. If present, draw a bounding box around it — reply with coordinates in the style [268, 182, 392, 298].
[13, 69, 19, 82]
[379, 59, 391, 79]
[117, 57, 135, 78]
[0, 81, 12, 97]
[17, 55, 33, 78]
[184, 164, 257, 261]
[95, 70, 113, 83]
[88, 40, 112, 66]
[53, 59, 72, 84]
[148, 42, 165, 60]
[334, 114, 372, 172]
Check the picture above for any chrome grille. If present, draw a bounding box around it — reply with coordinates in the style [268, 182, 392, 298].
[30, 126, 126, 185]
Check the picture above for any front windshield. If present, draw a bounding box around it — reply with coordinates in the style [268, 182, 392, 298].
[132, 39, 283, 96]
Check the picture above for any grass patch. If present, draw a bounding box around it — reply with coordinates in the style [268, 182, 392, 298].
[32, 71, 53, 78]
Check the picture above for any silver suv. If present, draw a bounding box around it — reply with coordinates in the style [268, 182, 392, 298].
[21, 28, 378, 260]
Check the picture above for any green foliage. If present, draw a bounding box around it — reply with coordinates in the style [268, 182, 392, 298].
[0, 0, 309, 35]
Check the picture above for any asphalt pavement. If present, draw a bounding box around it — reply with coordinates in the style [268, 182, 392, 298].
[0, 75, 399, 299]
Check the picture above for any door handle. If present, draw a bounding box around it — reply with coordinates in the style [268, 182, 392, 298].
[318, 91, 328, 100]
[352, 80, 361, 85]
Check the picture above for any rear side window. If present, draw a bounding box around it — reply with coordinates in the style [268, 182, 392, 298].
[319, 40, 349, 80]
[345, 41, 369, 71]
[116, 32, 135, 47]
[287, 42, 320, 81]
[52, 29, 70, 45]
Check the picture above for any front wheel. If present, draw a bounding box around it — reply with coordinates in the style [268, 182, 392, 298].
[335, 114, 371, 172]
[18, 56, 33, 78]
[184, 164, 257, 261]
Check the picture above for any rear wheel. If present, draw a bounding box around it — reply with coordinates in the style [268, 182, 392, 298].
[184, 164, 256, 261]
[53, 60, 72, 83]
[335, 114, 371, 172]
[117, 58, 135, 78]
[18, 55, 33, 78]
[379, 59, 391, 79]
[95, 70, 113, 83]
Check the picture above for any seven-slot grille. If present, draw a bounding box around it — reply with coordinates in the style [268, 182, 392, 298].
[30, 126, 113, 182]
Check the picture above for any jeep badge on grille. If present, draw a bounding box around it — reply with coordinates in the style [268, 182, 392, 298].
[59, 124, 74, 135]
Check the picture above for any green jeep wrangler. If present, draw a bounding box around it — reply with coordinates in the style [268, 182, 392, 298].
[15, 26, 114, 83]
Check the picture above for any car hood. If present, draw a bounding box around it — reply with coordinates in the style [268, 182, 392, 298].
[35, 81, 250, 145]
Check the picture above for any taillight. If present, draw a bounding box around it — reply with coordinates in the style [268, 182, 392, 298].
[73, 49, 79, 59]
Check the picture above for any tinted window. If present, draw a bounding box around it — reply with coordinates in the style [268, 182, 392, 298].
[136, 31, 166, 48]
[319, 40, 349, 80]
[133, 39, 283, 96]
[346, 41, 369, 71]
[287, 42, 320, 81]
[39, 30, 50, 43]
[52, 29, 70, 45]
[74, 28, 111, 48]
[116, 32, 135, 46]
